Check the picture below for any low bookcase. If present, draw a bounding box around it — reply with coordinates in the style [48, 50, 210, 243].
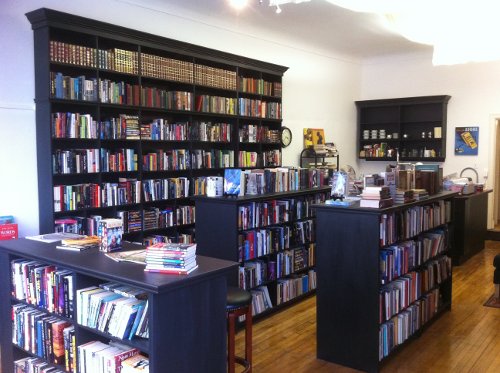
[314, 191, 457, 373]
[195, 186, 330, 318]
[0, 239, 237, 373]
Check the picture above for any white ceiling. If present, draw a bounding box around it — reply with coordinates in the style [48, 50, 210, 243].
[135, 0, 432, 60]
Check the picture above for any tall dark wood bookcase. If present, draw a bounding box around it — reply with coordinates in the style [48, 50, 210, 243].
[314, 191, 457, 373]
[27, 8, 288, 242]
[0, 239, 237, 372]
[356, 95, 451, 162]
[195, 187, 330, 317]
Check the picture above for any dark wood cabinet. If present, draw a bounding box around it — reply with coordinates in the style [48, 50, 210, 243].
[195, 187, 330, 317]
[26, 8, 287, 242]
[452, 190, 492, 265]
[0, 239, 237, 373]
[314, 192, 456, 373]
[356, 95, 451, 162]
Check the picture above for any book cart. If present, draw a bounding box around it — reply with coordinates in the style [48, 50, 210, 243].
[0, 239, 237, 372]
[195, 186, 330, 318]
[27, 8, 287, 243]
[314, 191, 457, 373]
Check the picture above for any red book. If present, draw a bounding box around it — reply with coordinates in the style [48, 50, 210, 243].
[0, 223, 18, 240]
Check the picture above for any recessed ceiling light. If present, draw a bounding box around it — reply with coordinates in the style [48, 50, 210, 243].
[229, 0, 248, 10]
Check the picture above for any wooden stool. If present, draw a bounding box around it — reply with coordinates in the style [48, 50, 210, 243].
[494, 255, 500, 299]
[226, 287, 252, 373]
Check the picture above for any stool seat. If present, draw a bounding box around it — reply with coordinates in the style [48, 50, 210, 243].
[227, 287, 252, 310]
[494, 254, 500, 284]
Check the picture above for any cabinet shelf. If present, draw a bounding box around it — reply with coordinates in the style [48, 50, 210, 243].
[357, 96, 450, 162]
[195, 187, 329, 318]
[315, 191, 456, 372]
[0, 239, 237, 373]
[30, 7, 287, 240]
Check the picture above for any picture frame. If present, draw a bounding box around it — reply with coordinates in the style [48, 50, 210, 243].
[455, 126, 479, 155]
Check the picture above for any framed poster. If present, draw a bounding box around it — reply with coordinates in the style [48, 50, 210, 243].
[455, 126, 479, 155]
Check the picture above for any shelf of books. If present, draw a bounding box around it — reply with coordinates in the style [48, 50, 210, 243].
[27, 8, 287, 243]
[195, 167, 330, 319]
[314, 191, 457, 373]
[0, 238, 237, 373]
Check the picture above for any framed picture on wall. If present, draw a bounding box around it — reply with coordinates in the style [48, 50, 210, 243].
[455, 126, 479, 155]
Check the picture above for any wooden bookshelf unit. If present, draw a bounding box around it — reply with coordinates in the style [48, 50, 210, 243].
[195, 186, 330, 317]
[356, 95, 451, 162]
[26, 8, 287, 243]
[314, 191, 457, 373]
[0, 239, 237, 373]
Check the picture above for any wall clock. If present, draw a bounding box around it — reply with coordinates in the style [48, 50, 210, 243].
[281, 126, 292, 148]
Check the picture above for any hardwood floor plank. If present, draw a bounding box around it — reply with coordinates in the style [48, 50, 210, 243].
[235, 242, 500, 372]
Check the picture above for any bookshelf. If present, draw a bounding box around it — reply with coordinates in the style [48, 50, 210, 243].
[356, 95, 451, 162]
[27, 8, 287, 243]
[195, 186, 330, 318]
[314, 191, 457, 373]
[0, 239, 237, 373]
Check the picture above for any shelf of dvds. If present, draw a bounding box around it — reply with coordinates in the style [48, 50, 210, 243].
[27, 8, 287, 242]
[195, 184, 330, 318]
[0, 238, 237, 373]
[314, 191, 457, 373]
[356, 95, 451, 162]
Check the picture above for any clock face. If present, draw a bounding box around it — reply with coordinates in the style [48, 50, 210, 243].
[281, 127, 292, 147]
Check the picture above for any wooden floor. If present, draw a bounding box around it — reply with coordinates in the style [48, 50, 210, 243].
[235, 241, 500, 373]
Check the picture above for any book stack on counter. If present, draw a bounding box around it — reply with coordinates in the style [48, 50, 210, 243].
[359, 186, 394, 208]
[412, 189, 429, 201]
[394, 189, 416, 204]
[144, 242, 198, 275]
[56, 235, 100, 251]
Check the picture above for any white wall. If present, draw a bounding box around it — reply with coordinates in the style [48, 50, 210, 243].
[360, 51, 500, 227]
[0, 0, 361, 236]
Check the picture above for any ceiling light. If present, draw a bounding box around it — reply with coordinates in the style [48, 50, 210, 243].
[276, 5, 282, 13]
[229, 0, 248, 10]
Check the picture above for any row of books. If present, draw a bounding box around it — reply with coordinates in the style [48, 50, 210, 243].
[189, 120, 232, 142]
[238, 150, 281, 168]
[120, 205, 195, 233]
[239, 260, 276, 290]
[50, 41, 280, 95]
[237, 199, 291, 230]
[379, 255, 451, 322]
[191, 149, 236, 169]
[53, 148, 139, 175]
[76, 282, 149, 340]
[238, 98, 282, 119]
[142, 149, 235, 171]
[144, 242, 198, 275]
[379, 288, 440, 361]
[379, 200, 452, 247]
[141, 88, 192, 111]
[239, 226, 290, 260]
[100, 148, 138, 173]
[250, 286, 273, 315]
[276, 247, 310, 278]
[53, 179, 140, 212]
[12, 304, 72, 367]
[239, 76, 282, 97]
[239, 124, 280, 144]
[194, 63, 237, 90]
[380, 229, 447, 285]
[77, 340, 146, 373]
[14, 356, 66, 373]
[50, 72, 98, 102]
[11, 260, 74, 318]
[276, 270, 317, 305]
[195, 94, 237, 115]
[142, 51, 193, 83]
[142, 177, 191, 202]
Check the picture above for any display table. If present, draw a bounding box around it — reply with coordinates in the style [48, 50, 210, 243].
[0, 239, 238, 373]
[452, 189, 492, 265]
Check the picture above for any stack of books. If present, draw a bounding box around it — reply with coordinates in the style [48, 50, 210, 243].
[412, 188, 429, 201]
[144, 242, 198, 275]
[56, 235, 100, 251]
[359, 186, 394, 208]
[394, 189, 416, 204]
